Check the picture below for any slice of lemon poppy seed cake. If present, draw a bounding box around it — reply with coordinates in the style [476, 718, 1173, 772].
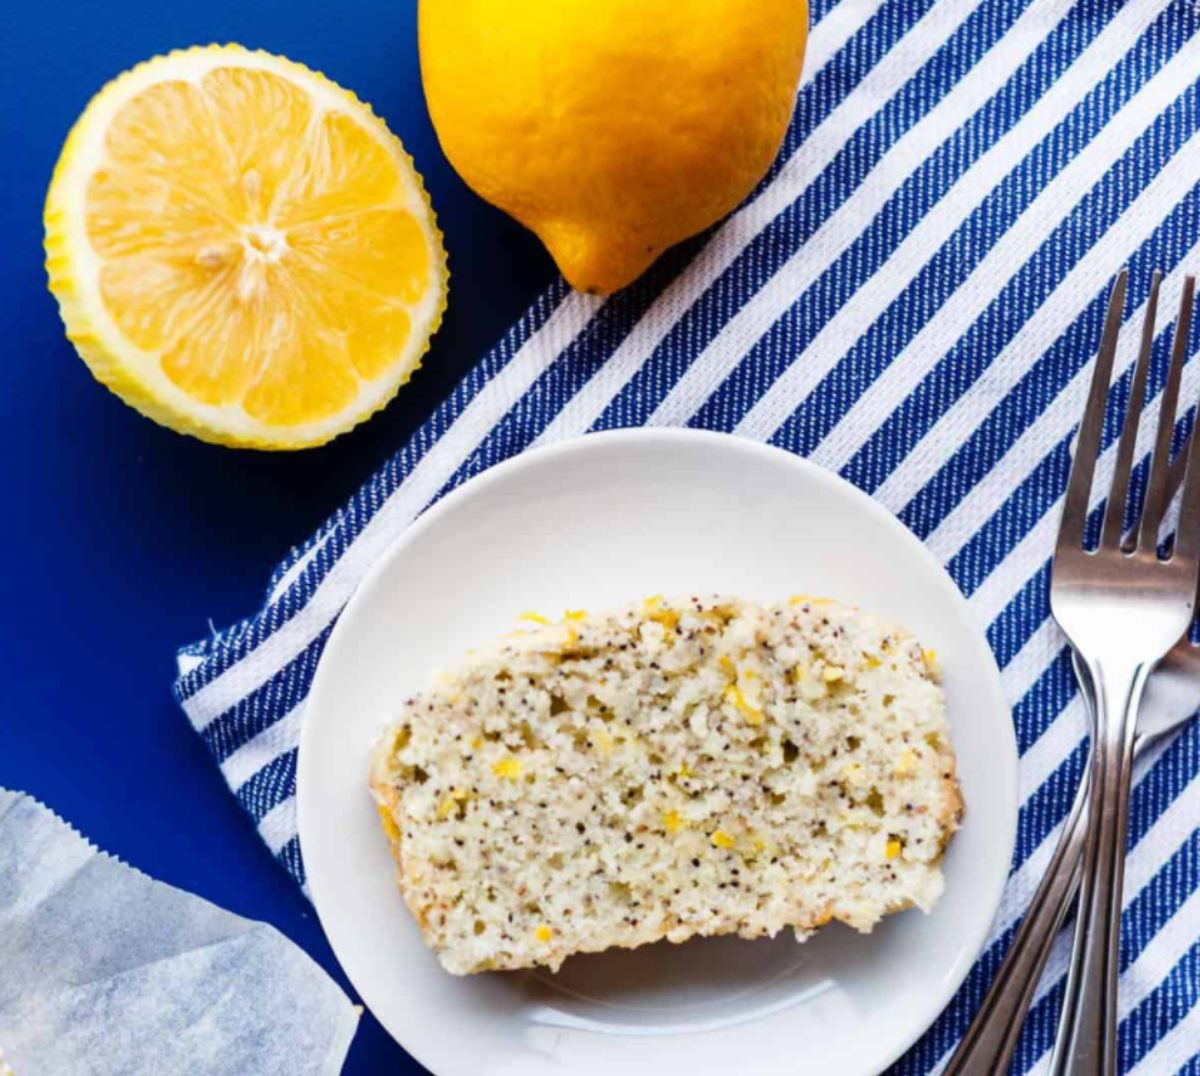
[370, 595, 962, 975]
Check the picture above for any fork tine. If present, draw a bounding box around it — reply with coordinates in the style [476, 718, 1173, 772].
[1139, 275, 1196, 551]
[1102, 271, 1161, 549]
[1123, 425, 1192, 552]
[1123, 386, 1193, 551]
[1167, 278, 1200, 565]
[1166, 433, 1190, 515]
[1058, 269, 1128, 552]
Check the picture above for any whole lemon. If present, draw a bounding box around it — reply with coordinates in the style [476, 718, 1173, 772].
[419, 0, 808, 294]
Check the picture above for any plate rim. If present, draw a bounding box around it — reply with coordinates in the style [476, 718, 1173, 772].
[298, 426, 1018, 1076]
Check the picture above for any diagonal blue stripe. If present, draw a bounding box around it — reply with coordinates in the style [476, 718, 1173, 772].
[899, 213, 1198, 553]
[235, 748, 297, 825]
[1013, 740, 1086, 867]
[759, 0, 944, 196]
[1010, 647, 1077, 755]
[844, 102, 1200, 498]
[1120, 935, 1200, 1072]
[767, 33, 1200, 467]
[279, 834, 306, 889]
[199, 621, 335, 765]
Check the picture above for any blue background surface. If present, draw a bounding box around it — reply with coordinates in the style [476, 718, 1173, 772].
[0, 2, 554, 1070]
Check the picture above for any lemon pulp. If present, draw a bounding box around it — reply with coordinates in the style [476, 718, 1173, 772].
[46, 46, 447, 448]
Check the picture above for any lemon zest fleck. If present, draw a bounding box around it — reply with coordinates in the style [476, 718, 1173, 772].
[492, 757, 522, 780]
[725, 683, 764, 726]
[437, 787, 470, 818]
[651, 608, 680, 630]
[377, 805, 401, 841]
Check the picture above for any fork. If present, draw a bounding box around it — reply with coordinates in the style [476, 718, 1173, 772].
[943, 429, 1200, 1076]
[1047, 268, 1200, 1076]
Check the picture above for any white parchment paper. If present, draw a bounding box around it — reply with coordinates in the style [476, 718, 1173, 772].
[0, 790, 359, 1075]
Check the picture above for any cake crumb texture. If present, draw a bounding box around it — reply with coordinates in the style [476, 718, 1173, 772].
[370, 595, 962, 975]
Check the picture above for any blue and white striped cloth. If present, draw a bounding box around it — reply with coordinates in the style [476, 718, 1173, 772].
[176, 1, 1200, 1070]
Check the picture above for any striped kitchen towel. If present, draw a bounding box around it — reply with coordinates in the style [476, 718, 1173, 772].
[175, 0, 1200, 1071]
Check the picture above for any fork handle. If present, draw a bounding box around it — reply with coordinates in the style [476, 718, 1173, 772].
[1050, 658, 1145, 1076]
[941, 767, 1090, 1075]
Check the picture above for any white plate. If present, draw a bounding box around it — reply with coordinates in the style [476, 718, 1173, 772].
[299, 429, 1017, 1076]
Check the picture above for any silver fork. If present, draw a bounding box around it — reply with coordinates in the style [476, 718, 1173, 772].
[1047, 268, 1200, 1076]
[944, 434, 1200, 1076]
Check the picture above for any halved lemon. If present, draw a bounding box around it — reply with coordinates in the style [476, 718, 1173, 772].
[44, 45, 447, 449]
